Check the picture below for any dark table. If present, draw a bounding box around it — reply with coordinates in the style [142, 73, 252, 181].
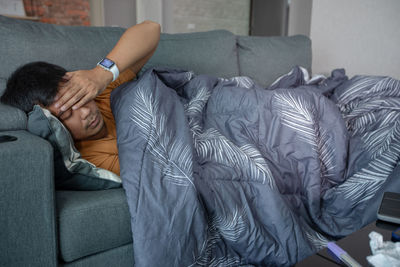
[295, 220, 399, 266]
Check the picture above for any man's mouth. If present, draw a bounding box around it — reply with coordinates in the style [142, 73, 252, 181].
[88, 114, 99, 129]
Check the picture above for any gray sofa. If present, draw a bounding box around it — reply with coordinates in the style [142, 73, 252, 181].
[0, 15, 311, 266]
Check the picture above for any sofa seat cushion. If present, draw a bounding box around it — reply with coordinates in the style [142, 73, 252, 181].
[56, 189, 132, 262]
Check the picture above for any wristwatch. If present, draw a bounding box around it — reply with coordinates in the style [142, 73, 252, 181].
[97, 58, 119, 82]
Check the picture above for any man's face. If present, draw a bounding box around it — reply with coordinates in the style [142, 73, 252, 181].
[47, 100, 107, 141]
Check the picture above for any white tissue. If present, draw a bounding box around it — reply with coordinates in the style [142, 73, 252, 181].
[367, 231, 400, 267]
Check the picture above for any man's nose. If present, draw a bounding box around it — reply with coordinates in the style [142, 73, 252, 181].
[80, 106, 91, 119]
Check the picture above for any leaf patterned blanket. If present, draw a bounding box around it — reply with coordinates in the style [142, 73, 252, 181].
[110, 67, 400, 266]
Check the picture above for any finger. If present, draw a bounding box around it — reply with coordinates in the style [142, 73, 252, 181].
[55, 85, 81, 110]
[72, 94, 93, 110]
[72, 86, 98, 110]
[58, 76, 83, 97]
[54, 89, 74, 109]
[60, 90, 86, 111]
[54, 83, 70, 101]
[54, 81, 74, 104]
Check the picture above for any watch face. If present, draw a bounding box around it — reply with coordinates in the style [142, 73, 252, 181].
[100, 58, 114, 68]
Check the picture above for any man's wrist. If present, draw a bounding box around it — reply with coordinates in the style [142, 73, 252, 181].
[97, 58, 119, 82]
[94, 66, 114, 91]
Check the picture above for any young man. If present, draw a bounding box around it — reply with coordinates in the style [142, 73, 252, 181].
[1, 20, 161, 175]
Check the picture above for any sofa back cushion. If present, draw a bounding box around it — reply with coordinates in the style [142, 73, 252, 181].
[0, 15, 125, 96]
[237, 35, 312, 87]
[139, 30, 239, 78]
[0, 14, 311, 103]
[0, 16, 239, 93]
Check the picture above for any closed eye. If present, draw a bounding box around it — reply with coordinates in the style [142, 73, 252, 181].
[59, 109, 72, 121]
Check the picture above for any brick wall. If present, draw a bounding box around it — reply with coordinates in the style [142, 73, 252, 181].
[23, 0, 90, 26]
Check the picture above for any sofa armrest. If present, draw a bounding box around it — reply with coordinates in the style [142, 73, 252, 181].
[0, 130, 57, 267]
[0, 103, 27, 131]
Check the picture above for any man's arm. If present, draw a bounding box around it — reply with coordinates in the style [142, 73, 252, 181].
[54, 20, 160, 113]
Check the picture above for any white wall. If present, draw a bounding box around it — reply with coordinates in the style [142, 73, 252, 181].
[288, 0, 312, 37]
[90, 0, 136, 28]
[136, 0, 163, 25]
[135, 0, 174, 32]
[89, 0, 105, 26]
[104, 0, 136, 28]
[310, 0, 400, 79]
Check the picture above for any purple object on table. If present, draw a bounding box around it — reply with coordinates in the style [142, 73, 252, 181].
[327, 242, 362, 267]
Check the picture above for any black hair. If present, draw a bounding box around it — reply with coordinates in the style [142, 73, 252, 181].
[1, 61, 67, 113]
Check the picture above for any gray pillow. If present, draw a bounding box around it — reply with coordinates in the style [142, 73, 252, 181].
[237, 35, 312, 87]
[27, 105, 121, 190]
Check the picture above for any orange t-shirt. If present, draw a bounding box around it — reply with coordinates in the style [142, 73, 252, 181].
[74, 69, 136, 176]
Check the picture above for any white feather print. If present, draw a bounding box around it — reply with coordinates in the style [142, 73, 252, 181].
[219, 76, 254, 89]
[304, 229, 330, 251]
[185, 87, 212, 116]
[369, 77, 400, 97]
[362, 120, 400, 159]
[129, 86, 154, 136]
[185, 87, 213, 137]
[334, 143, 400, 205]
[343, 98, 400, 135]
[185, 87, 275, 187]
[189, 208, 246, 267]
[273, 92, 337, 182]
[337, 76, 381, 104]
[338, 77, 400, 118]
[129, 86, 194, 187]
[241, 144, 275, 181]
[196, 128, 275, 187]
[210, 207, 247, 242]
[207, 256, 241, 267]
[188, 227, 220, 267]
[334, 76, 400, 205]
[231, 76, 254, 89]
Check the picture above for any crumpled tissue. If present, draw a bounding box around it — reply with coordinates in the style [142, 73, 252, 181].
[367, 231, 400, 267]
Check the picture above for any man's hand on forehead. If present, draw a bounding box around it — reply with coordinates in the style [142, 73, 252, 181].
[48, 97, 71, 119]
[53, 68, 112, 113]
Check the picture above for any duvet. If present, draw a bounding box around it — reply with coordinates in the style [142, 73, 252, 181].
[110, 66, 400, 266]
